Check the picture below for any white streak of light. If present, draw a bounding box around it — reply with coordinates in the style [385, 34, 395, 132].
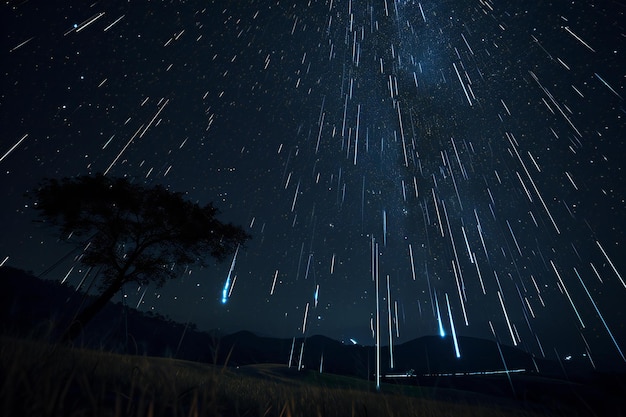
[298, 340, 305, 370]
[394, 300, 400, 338]
[75, 12, 106, 33]
[104, 125, 143, 175]
[497, 291, 518, 346]
[382, 209, 388, 246]
[445, 293, 461, 358]
[291, 180, 301, 212]
[408, 244, 416, 280]
[0, 134, 29, 163]
[104, 15, 125, 32]
[563, 26, 595, 52]
[315, 112, 325, 154]
[451, 261, 469, 325]
[375, 246, 381, 390]
[453, 62, 472, 106]
[565, 171, 578, 190]
[590, 262, 603, 284]
[500, 99, 511, 116]
[61, 266, 74, 284]
[418, 3, 426, 22]
[397, 103, 409, 167]
[550, 260, 585, 328]
[461, 33, 474, 55]
[432, 189, 445, 237]
[574, 267, 625, 361]
[461, 226, 473, 263]
[516, 172, 533, 202]
[530, 275, 546, 307]
[524, 297, 536, 319]
[507, 133, 560, 234]
[387, 275, 394, 368]
[139, 99, 169, 138]
[354, 104, 361, 165]
[302, 302, 309, 333]
[136, 287, 147, 309]
[10, 37, 35, 52]
[571, 84, 584, 98]
[595, 73, 624, 99]
[288, 337, 295, 368]
[270, 269, 279, 295]
[506, 220, 523, 256]
[596, 240, 626, 288]
[473, 253, 486, 294]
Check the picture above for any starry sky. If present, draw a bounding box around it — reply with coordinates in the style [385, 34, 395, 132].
[1, 0, 625, 367]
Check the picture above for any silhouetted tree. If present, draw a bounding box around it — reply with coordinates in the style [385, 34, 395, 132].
[31, 174, 250, 342]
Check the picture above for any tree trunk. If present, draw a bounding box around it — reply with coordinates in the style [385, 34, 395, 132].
[61, 275, 126, 343]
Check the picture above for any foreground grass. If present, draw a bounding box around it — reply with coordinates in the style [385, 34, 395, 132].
[0, 336, 557, 417]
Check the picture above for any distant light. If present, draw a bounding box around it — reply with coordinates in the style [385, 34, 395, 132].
[350, 338, 358, 345]
[421, 369, 526, 377]
[564, 355, 572, 361]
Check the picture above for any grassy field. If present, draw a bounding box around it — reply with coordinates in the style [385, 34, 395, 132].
[0, 336, 570, 416]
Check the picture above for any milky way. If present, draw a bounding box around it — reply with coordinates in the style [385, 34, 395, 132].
[2, 0, 625, 369]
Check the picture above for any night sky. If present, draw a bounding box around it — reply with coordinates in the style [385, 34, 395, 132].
[2, 1, 625, 368]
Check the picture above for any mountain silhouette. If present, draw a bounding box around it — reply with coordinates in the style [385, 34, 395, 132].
[0, 265, 591, 378]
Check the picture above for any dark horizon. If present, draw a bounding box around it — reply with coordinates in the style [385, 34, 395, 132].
[4, 264, 624, 375]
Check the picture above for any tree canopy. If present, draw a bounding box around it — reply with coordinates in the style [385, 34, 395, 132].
[31, 174, 250, 341]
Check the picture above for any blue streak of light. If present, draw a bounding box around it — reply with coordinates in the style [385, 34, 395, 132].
[221, 277, 230, 304]
[221, 244, 240, 304]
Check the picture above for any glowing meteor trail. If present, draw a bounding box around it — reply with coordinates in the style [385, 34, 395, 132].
[221, 245, 240, 304]
[270, 269, 279, 295]
[498, 291, 517, 346]
[445, 293, 461, 358]
[550, 260, 585, 328]
[435, 292, 445, 337]
[75, 12, 106, 33]
[408, 244, 416, 280]
[0, 134, 29, 164]
[453, 62, 472, 106]
[574, 268, 625, 361]
[10, 37, 35, 52]
[596, 240, 626, 289]
[594, 73, 623, 100]
[302, 302, 310, 333]
[374, 239, 381, 391]
[387, 275, 394, 369]
[563, 26, 595, 52]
